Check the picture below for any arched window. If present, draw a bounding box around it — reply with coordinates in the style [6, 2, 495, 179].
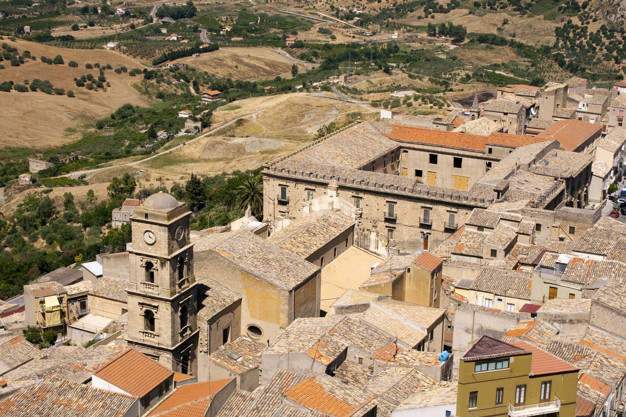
[145, 261, 155, 283]
[144, 310, 155, 332]
[177, 258, 185, 281]
[180, 304, 188, 330]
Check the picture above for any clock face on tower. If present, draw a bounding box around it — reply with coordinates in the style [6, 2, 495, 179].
[144, 230, 156, 245]
[175, 226, 184, 241]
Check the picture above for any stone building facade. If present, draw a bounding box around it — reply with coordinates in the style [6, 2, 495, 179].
[126, 192, 199, 376]
[263, 122, 593, 256]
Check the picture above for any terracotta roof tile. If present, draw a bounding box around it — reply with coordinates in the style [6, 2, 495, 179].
[284, 378, 357, 417]
[148, 379, 232, 417]
[412, 252, 442, 272]
[536, 120, 601, 151]
[462, 335, 529, 361]
[509, 341, 579, 376]
[579, 373, 611, 397]
[575, 394, 596, 417]
[388, 125, 487, 151]
[93, 348, 173, 398]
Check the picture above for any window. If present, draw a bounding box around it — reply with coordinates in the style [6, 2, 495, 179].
[145, 261, 155, 283]
[333, 247, 337, 257]
[569, 293, 576, 299]
[474, 358, 509, 372]
[422, 208, 431, 224]
[495, 388, 504, 405]
[488, 147, 493, 154]
[79, 299, 88, 313]
[429, 154, 438, 164]
[453, 157, 462, 168]
[222, 326, 230, 344]
[469, 391, 478, 409]
[496, 297, 503, 303]
[353, 197, 361, 208]
[447, 212, 456, 228]
[387, 202, 395, 218]
[476, 294, 484, 306]
[415, 169, 423, 178]
[247, 325, 263, 338]
[535, 223, 542, 232]
[540, 381, 551, 401]
[484, 298, 493, 308]
[177, 258, 185, 281]
[306, 189, 314, 201]
[358, 357, 364, 365]
[387, 228, 394, 241]
[506, 303, 515, 312]
[569, 226, 576, 235]
[280, 186, 287, 200]
[486, 161, 492, 170]
[179, 304, 188, 330]
[490, 249, 498, 258]
[144, 310, 155, 332]
[515, 385, 526, 405]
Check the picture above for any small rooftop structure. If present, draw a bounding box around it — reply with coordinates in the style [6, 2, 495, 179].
[92, 348, 174, 398]
[147, 379, 233, 417]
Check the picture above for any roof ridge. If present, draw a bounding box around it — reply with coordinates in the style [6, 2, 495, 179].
[150, 391, 214, 417]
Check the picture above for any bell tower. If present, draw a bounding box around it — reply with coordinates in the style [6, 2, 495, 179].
[126, 192, 198, 375]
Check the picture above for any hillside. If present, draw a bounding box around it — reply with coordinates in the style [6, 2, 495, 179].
[0, 38, 150, 149]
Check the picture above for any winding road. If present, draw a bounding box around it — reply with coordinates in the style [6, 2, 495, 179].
[61, 109, 267, 179]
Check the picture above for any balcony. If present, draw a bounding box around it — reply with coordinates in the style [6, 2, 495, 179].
[384, 212, 397, 222]
[139, 330, 159, 340]
[419, 217, 432, 228]
[444, 221, 458, 231]
[141, 281, 159, 293]
[277, 194, 289, 205]
[508, 397, 560, 417]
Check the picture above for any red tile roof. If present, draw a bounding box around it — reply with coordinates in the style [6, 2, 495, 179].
[579, 373, 611, 397]
[122, 199, 141, 207]
[284, 378, 357, 417]
[503, 321, 537, 337]
[147, 380, 232, 417]
[575, 394, 596, 417]
[536, 120, 601, 151]
[519, 303, 542, 314]
[413, 252, 442, 272]
[388, 125, 549, 152]
[509, 341, 578, 376]
[93, 349, 173, 398]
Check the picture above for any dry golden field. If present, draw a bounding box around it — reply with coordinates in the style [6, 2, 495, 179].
[0, 39, 150, 149]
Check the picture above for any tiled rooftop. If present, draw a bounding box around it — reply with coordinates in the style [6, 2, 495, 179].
[196, 231, 319, 291]
[538, 298, 592, 314]
[470, 268, 532, 299]
[148, 379, 232, 417]
[462, 335, 529, 361]
[361, 306, 426, 347]
[591, 279, 626, 316]
[371, 298, 445, 330]
[394, 383, 457, 411]
[93, 348, 173, 398]
[536, 119, 601, 151]
[209, 337, 265, 374]
[597, 126, 626, 153]
[268, 212, 353, 260]
[529, 149, 593, 178]
[92, 277, 128, 302]
[509, 341, 578, 376]
[483, 98, 523, 114]
[412, 251, 442, 272]
[572, 217, 626, 256]
[484, 223, 517, 249]
[34, 267, 84, 287]
[0, 375, 136, 417]
[502, 320, 558, 346]
[24, 281, 66, 298]
[0, 336, 41, 374]
[197, 279, 241, 321]
[606, 238, 626, 263]
[216, 390, 255, 417]
[453, 229, 487, 257]
[274, 122, 397, 170]
[466, 209, 500, 229]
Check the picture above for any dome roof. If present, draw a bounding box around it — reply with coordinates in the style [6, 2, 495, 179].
[143, 192, 179, 211]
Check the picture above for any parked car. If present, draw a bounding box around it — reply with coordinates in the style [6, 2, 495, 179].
[621, 207, 626, 216]
[610, 210, 620, 218]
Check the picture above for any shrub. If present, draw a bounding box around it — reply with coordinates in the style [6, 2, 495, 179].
[53, 55, 64, 65]
[67, 90, 75, 97]
[42, 329, 57, 346]
[86, 63, 93, 69]
[71, 23, 79, 31]
[23, 326, 42, 344]
[68, 60, 78, 67]
[14, 83, 28, 92]
[0, 81, 12, 91]
[54, 87, 65, 95]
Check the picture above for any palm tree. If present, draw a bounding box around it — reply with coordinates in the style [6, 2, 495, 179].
[236, 174, 263, 218]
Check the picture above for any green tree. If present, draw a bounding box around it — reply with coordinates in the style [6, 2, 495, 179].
[71, 23, 79, 31]
[42, 329, 57, 346]
[291, 64, 298, 78]
[23, 326, 42, 344]
[236, 174, 263, 218]
[184, 174, 205, 212]
[107, 173, 136, 198]
[53, 55, 64, 65]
